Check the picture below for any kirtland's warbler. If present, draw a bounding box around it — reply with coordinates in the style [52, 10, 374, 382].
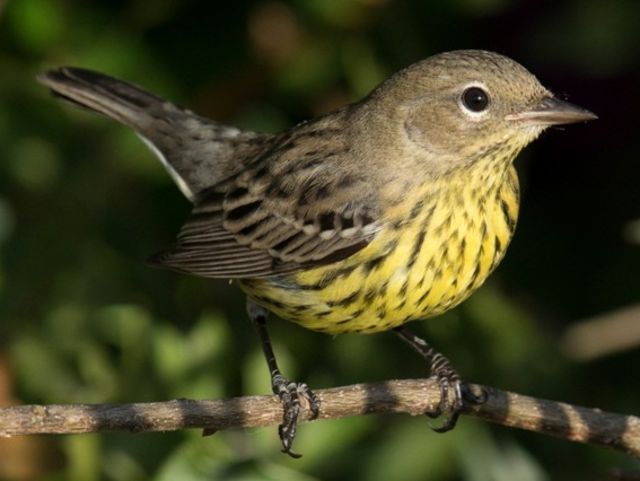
[38, 50, 596, 456]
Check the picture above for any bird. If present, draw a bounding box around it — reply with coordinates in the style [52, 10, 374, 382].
[38, 49, 596, 457]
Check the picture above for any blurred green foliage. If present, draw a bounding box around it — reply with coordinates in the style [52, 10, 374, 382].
[1, 0, 639, 480]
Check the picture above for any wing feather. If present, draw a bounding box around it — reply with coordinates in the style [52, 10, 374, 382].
[150, 115, 381, 278]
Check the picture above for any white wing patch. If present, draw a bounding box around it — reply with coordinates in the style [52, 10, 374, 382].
[137, 134, 195, 202]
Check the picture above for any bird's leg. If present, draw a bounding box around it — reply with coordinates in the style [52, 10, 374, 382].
[393, 326, 486, 432]
[247, 299, 319, 458]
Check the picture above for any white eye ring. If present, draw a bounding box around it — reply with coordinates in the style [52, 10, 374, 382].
[459, 83, 491, 118]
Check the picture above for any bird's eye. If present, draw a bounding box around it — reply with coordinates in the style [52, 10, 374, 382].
[461, 86, 490, 113]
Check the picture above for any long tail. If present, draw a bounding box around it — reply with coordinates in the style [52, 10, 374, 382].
[38, 67, 269, 201]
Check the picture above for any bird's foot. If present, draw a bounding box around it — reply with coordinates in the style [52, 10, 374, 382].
[272, 373, 320, 458]
[426, 354, 486, 432]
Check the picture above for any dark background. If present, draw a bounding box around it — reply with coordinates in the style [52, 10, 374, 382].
[0, 0, 639, 479]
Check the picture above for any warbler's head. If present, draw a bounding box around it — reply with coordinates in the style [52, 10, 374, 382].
[363, 49, 596, 173]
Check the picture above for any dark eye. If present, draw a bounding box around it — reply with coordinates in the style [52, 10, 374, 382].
[461, 86, 489, 113]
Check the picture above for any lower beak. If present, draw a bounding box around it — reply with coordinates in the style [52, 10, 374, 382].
[506, 96, 598, 125]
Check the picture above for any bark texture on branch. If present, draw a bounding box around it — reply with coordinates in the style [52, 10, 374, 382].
[0, 379, 638, 458]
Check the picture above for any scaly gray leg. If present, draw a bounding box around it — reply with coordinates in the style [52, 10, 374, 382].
[393, 326, 486, 432]
[247, 299, 319, 457]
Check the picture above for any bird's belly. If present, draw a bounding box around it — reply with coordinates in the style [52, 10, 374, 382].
[240, 173, 519, 335]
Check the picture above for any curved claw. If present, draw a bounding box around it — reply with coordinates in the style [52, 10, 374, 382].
[426, 376, 465, 433]
[392, 327, 485, 435]
[427, 380, 488, 432]
[430, 409, 462, 433]
[248, 306, 319, 458]
[279, 420, 302, 458]
[273, 376, 319, 458]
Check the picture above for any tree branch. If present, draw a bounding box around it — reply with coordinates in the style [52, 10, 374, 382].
[0, 379, 638, 458]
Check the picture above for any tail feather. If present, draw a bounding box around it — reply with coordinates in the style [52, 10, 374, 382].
[38, 67, 163, 129]
[38, 67, 270, 201]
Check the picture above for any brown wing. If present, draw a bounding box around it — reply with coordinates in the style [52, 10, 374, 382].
[150, 121, 380, 278]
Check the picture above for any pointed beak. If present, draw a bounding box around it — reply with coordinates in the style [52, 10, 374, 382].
[506, 96, 598, 126]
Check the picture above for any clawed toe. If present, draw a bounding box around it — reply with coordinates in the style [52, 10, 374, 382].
[393, 326, 487, 434]
[427, 378, 487, 433]
[427, 375, 464, 433]
[272, 374, 319, 457]
[249, 306, 320, 458]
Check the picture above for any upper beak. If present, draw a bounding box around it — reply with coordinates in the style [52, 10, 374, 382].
[506, 96, 598, 125]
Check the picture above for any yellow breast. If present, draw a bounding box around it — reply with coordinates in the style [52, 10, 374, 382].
[240, 165, 519, 335]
